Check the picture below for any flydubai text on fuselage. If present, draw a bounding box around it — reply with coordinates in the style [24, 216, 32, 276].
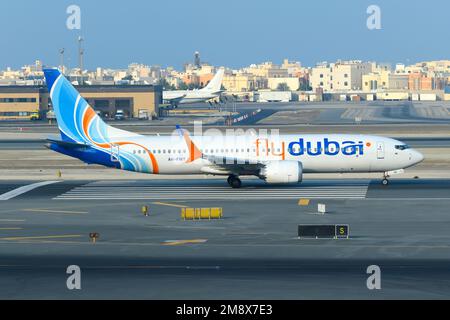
[43, 68, 424, 188]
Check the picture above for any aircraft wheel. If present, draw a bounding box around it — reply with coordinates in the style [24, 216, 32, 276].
[228, 175, 242, 188]
[382, 178, 389, 186]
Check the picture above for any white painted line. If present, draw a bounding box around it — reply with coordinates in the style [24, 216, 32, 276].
[0, 181, 60, 201]
[54, 182, 370, 200]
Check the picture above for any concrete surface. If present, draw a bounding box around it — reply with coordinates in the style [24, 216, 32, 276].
[0, 178, 450, 299]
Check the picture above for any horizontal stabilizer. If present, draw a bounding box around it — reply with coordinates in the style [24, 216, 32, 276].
[45, 138, 89, 149]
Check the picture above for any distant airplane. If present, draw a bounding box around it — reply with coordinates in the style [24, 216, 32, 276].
[163, 68, 224, 107]
[43, 68, 424, 188]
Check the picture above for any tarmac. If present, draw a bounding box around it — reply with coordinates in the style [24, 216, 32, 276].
[1, 107, 450, 299]
[1, 178, 450, 299]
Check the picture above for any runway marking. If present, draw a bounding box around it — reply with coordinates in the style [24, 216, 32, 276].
[22, 209, 88, 215]
[152, 202, 188, 208]
[54, 181, 370, 200]
[0, 227, 23, 230]
[0, 181, 60, 201]
[0, 234, 82, 241]
[163, 239, 208, 246]
[0, 219, 26, 222]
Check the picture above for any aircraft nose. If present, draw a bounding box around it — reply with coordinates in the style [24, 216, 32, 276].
[411, 149, 424, 165]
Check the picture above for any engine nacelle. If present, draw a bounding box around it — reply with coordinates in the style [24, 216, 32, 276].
[259, 161, 303, 184]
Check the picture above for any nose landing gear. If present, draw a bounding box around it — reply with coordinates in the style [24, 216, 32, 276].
[381, 172, 390, 186]
[227, 175, 242, 189]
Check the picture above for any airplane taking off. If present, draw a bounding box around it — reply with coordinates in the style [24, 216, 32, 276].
[162, 68, 224, 106]
[44, 68, 424, 188]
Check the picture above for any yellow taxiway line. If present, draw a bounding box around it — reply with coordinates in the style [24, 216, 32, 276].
[22, 209, 88, 215]
[163, 239, 208, 246]
[0, 235, 82, 241]
[152, 202, 188, 208]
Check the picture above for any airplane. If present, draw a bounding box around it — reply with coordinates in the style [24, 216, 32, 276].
[43, 68, 424, 188]
[163, 68, 225, 107]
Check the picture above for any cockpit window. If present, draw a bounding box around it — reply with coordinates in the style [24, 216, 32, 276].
[395, 145, 411, 150]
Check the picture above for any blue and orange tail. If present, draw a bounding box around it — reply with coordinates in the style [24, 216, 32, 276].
[44, 68, 112, 145]
[44, 69, 159, 173]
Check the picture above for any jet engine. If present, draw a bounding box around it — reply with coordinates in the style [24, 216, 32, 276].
[259, 161, 303, 184]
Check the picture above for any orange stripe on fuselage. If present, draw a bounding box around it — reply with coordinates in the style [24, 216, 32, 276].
[116, 141, 159, 174]
[80, 109, 159, 173]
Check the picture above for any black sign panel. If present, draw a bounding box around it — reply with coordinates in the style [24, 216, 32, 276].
[298, 224, 350, 239]
[298, 225, 335, 239]
[335, 225, 349, 238]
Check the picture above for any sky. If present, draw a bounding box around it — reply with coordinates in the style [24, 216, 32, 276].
[0, 0, 449, 70]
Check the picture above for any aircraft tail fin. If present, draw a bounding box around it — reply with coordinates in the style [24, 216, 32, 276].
[203, 68, 224, 93]
[43, 68, 138, 145]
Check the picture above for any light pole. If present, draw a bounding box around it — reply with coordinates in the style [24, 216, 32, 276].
[59, 48, 65, 74]
[78, 36, 84, 84]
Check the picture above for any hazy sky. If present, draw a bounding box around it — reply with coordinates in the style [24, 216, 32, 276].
[0, 0, 449, 70]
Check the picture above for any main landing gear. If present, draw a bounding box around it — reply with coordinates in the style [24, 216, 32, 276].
[382, 172, 390, 186]
[227, 175, 242, 189]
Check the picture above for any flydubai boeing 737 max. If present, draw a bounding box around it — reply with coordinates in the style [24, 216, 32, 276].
[44, 69, 424, 188]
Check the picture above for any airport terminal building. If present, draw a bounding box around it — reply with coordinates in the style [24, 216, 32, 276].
[0, 84, 162, 120]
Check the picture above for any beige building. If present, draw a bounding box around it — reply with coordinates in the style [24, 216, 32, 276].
[0, 85, 162, 120]
[310, 61, 372, 92]
[388, 74, 409, 90]
[223, 73, 267, 92]
[310, 64, 333, 92]
[267, 77, 300, 91]
[362, 71, 390, 92]
[244, 62, 288, 78]
[0, 87, 42, 120]
[281, 59, 303, 76]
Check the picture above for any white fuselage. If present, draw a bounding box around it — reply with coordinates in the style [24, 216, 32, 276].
[114, 134, 424, 175]
[163, 89, 220, 105]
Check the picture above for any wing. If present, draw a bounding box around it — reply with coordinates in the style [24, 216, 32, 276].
[163, 92, 186, 104]
[201, 154, 265, 176]
[175, 124, 265, 176]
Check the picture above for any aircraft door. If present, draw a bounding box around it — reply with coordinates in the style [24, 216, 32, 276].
[111, 144, 120, 162]
[376, 142, 385, 159]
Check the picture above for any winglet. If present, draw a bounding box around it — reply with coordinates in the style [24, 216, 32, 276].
[176, 125, 202, 162]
